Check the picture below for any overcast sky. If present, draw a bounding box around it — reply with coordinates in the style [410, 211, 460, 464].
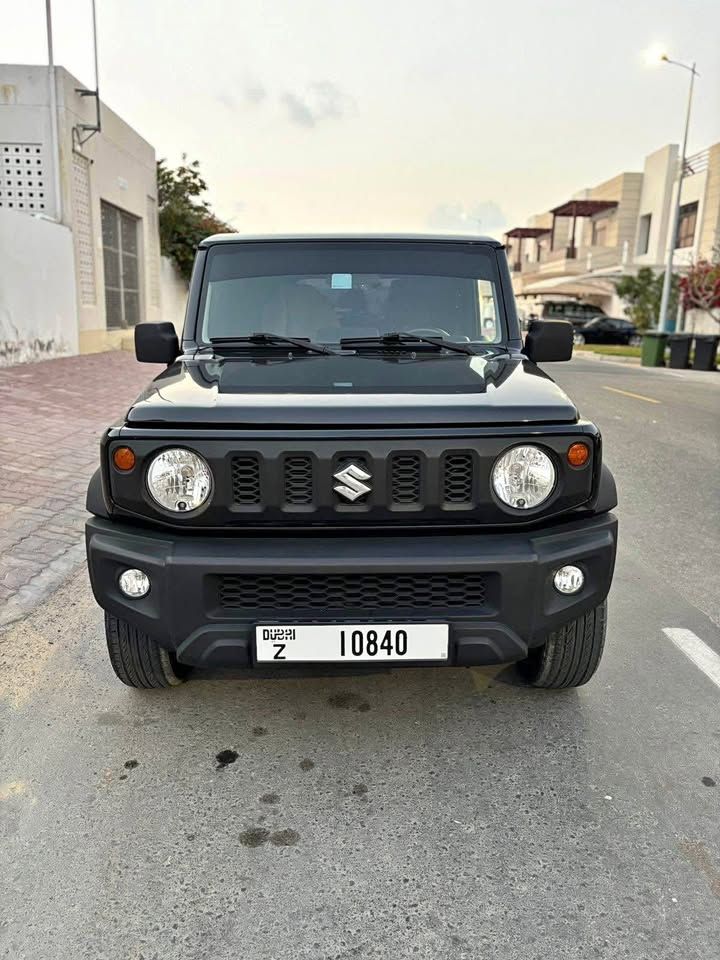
[3, 0, 719, 235]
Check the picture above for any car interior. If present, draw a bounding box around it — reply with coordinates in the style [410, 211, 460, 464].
[202, 275, 500, 343]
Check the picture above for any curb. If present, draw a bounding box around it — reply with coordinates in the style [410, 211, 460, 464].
[573, 351, 641, 366]
[0, 539, 86, 631]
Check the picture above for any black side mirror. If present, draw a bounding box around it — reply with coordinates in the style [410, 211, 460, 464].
[523, 319, 573, 363]
[135, 323, 180, 364]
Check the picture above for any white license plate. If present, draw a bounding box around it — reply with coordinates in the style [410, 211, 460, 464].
[255, 624, 449, 663]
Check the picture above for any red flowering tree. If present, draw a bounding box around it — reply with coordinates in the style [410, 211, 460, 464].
[679, 251, 720, 326]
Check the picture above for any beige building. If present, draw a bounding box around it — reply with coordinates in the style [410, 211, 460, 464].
[506, 142, 720, 332]
[0, 63, 186, 365]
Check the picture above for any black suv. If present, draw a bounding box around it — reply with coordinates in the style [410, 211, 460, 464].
[86, 235, 617, 689]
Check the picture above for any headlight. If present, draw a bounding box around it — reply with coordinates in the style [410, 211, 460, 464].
[492, 444, 556, 510]
[146, 448, 212, 513]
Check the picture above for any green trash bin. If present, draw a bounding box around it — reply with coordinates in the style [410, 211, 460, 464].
[641, 332, 667, 367]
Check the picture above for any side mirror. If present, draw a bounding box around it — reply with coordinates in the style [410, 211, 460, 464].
[135, 322, 180, 364]
[523, 319, 573, 363]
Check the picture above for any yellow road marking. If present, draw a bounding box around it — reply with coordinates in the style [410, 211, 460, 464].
[603, 385, 660, 404]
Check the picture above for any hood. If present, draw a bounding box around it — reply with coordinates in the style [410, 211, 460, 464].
[125, 351, 578, 427]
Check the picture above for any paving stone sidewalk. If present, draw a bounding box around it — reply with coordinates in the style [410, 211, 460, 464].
[0, 351, 161, 628]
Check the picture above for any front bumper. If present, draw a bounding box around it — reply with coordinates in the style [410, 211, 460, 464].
[86, 513, 617, 668]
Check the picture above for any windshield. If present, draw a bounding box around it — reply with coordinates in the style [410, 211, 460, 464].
[198, 241, 505, 347]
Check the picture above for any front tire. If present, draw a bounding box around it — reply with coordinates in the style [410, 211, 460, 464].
[104, 613, 186, 688]
[518, 601, 607, 688]
[573, 332, 586, 346]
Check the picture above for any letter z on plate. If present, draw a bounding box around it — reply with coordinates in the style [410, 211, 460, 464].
[255, 624, 448, 663]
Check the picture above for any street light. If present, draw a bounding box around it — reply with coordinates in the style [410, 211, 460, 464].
[646, 48, 699, 332]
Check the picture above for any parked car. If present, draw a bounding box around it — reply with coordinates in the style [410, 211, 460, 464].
[573, 316, 641, 347]
[541, 300, 607, 326]
[86, 233, 617, 691]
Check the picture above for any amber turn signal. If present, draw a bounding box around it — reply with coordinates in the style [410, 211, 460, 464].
[567, 442, 590, 467]
[113, 446, 136, 471]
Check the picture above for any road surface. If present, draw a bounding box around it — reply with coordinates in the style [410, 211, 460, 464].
[1, 356, 718, 960]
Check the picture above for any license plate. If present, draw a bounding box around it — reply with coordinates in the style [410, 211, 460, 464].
[255, 624, 449, 663]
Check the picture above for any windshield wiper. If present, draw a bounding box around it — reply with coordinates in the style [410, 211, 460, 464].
[210, 332, 337, 355]
[340, 332, 476, 356]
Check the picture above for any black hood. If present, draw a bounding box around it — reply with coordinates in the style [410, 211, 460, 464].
[126, 351, 578, 427]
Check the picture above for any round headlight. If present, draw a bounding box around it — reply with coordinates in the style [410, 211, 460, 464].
[492, 444, 556, 510]
[146, 448, 212, 513]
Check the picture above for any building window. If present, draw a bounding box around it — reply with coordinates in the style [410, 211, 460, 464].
[636, 213, 652, 255]
[592, 217, 608, 246]
[101, 201, 141, 329]
[675, 202, 698, 249]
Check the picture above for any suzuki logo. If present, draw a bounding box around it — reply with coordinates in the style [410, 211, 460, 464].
[333, 463, 372, 502]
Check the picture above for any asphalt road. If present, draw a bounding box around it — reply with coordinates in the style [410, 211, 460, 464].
[1, 356, 719, 960]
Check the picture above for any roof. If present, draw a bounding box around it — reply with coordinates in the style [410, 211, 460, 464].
[521, 275, 617, 297]
[199, 232, 503, 248]
[549, 199, 618, 218]
[504, 227, 552, 239]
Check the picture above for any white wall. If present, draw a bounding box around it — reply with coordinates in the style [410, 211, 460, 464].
[54, 67, 161, 346]
[633, 145, 677, 267]
[159, 256, 188, 333]
[0, 207, 77, 365]
[684, 309, 720, 336]
[0, 64, 162, 358]
[0, 65, 60, 220]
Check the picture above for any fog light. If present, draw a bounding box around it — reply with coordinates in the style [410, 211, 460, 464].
[119, 568, 150, 598]
[553, 565, 584, 595]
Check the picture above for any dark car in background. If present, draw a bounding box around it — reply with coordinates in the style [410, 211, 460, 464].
[572, 316, 641, 347]
[541, 300, 607, 326]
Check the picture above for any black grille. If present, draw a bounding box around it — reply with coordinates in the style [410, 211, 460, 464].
[442, 452, 474, 505]
[226, 444, 484, 519]
[217, 571, 489, 611]
[390, 453, 421, 505]
[231, 456, 261, 504]
[284, 455, 314, 505]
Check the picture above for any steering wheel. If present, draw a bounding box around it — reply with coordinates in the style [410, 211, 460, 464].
[406, 327, 453, 339]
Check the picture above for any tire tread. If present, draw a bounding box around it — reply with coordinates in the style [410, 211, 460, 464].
[104, 613, 184, 689]
[525, 601, 607, 689]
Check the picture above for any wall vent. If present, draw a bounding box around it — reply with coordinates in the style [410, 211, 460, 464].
[0, 142, 47, 213]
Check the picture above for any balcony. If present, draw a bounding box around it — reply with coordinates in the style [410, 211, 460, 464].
[521, 244, 625, 276]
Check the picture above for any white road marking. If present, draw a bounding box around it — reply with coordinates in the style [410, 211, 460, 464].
[572, 356, 689, 378]
[662, 628, 720, 690]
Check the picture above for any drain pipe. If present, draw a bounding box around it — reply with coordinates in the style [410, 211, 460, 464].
[46, 0, 63, 223]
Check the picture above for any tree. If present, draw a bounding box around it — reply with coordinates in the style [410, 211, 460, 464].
[614, 267, 679, 330]
[157, 157, 233, 281]
[679, 248, 720, 326]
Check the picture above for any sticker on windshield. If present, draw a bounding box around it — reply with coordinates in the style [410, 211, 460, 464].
[331, 273, 352, 289]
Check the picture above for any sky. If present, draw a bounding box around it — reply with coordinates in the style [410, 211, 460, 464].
[3, 0, 719, 236]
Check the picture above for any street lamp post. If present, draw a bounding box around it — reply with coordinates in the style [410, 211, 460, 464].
[655, 55, 699, 333]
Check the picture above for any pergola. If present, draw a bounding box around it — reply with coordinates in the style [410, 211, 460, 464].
[504, 226, 551, 270]
[548, 199, 618, 258]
